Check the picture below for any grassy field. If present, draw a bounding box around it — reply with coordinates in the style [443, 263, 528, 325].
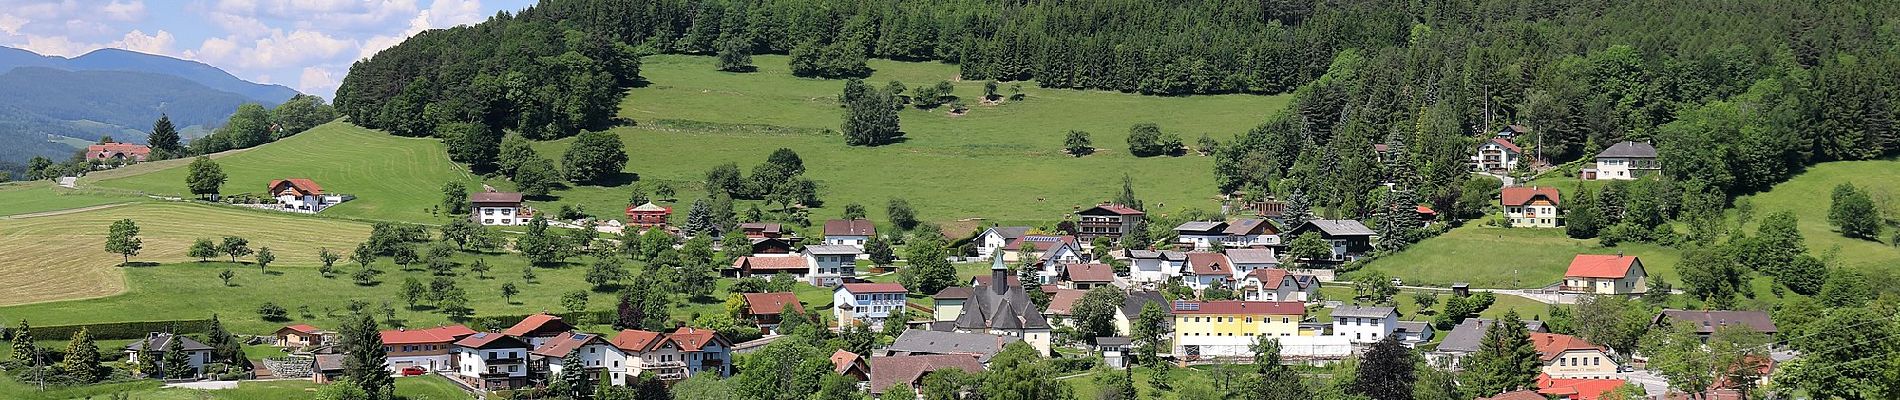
[0, 374, 470, 400]
[0, 202, 373, 306]
[1732, 159, 1900, 274]
[1359, 223, 1681, 289]
[0, 181, 142, 217]
[90, 122, 483, 224]
[523, 54, 1286, 233]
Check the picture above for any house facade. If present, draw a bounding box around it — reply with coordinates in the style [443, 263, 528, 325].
[1074, 204, 1144, 242]
[381, 325, 476, 372]
[1471, 138, 1522, 172]
[1238, 268, 1318, 302]
[1562, 254, 1648, 295]
[1174, 221, 1230, 250]
[274, 324, 330, 349]
[975, 226, 1031, 258]
[1330, 305, 1398, 343]
[1590, 141, 1660, 180]
[803, 245, 860, 286]
[835, 283, 908, 328]
[268, 178, 346, 212]
[822, 219, 876, 249]
[124, 333, 213, 379]
[741, 292, 804, 333]
[666, 328, 733, 378]
[1058, 263, 1116, 290]
[1287, 220, 1375, 265]
[1533, 333, 1619, 380]
[1224, 248, 1279, 279]
[1182, 252, 1235, 290]
[450, 332, 533, 390]
[1501, 186, 1562, 228]
[1219, 219, 1281, 248]
[86, 143, 151, 162]
[530, 331, 619, 379]
[501, 313, 577, 347]
[1124, 250, 1185, 284]
[471, 192, 532, 226]
[608, 330, 688, 382]
[625, 202, 671, 229]
[1171, 300, 1307, 358]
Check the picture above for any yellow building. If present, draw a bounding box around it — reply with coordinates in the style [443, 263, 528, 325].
[1170, 301, 1306, 358]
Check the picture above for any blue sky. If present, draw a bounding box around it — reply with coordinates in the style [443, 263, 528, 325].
[0, 0, 538, 97]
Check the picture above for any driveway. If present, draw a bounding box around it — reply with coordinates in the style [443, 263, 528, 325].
[1619, 369, 1669, 396]
[163, 380, 240, 390]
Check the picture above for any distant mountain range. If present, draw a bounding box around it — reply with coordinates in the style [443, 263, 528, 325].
[0, 46, 299, 167]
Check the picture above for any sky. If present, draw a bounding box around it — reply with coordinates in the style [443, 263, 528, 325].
[0, 0, 539, 98]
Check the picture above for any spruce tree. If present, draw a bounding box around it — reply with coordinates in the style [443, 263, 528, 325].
[10, 320, 33, 365]
[161, 336, 191, 379]
[340, 313, 394, 398]
[134, 337, 157, 377]
[684, 198, 717, 236]
[1566, 184, 1601, 239]
[205, 314, 242, 365]
[58, 327, 102, 383]
[1461, 311, 1541, 395]
[149, 114, 182, 156]
[1282, 189, 1315, 226]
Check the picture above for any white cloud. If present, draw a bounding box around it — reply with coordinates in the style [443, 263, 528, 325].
[111, 29, 173, 54]
[19, 34, 97, 57]
[0, 13, 26, 35]
[298, 66, 337, 94]
[101, 1, 147, 22]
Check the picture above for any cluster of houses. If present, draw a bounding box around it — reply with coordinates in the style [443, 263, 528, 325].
[247, 314, 731, 391]
[1469, 125, 1661, 182]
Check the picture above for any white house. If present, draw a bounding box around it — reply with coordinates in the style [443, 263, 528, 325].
[1562, 254, 1648, 295]
[609, 330, 688, 382]
[1500, 186, 1562, 228]
[124, 333, 213, 379]
[532, 331, 619, 379]
[1331, 305, 1398, 343]
[802, 245, 860, 286]
[822, 219, 876, 249]
[1238, 268, 1319, 302]
[1124, 249, 1185, 284]
[267, 178, 346, 212]
[975, 226, 1032, 258]
[1470, 138, 1522, 172]
[1174, 221, 1230, 250]
[1182, 252, 1234, 290]
[471, 191, 533, 226]
[666, 327, 733, 378]
[1588, 141, 1660, 180]
[1223, 249, 1279, 279]
[1218, 219, 1281, 248]
[379, 325, 475, 373]
[835, 282, 910, 328]
[450, 332, 533, 390]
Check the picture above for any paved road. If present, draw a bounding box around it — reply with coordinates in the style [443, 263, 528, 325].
[163, 380, 240, 390]
[1619, 369, 1669, 396]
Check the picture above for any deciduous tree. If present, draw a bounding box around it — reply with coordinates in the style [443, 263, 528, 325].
[105, 218, 141, 266]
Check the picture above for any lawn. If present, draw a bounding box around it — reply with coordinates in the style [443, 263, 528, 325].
[0, 181, 142, 217]
[1731, 159, 1900, 275]
[522, 54, 1287, 232]
[89, 122, 484, 224]
[1314, 287, 1555, 324]
[1359, 222, 1680, 289]
[0, 375, 471, 400]
[0, 202, 373, 306]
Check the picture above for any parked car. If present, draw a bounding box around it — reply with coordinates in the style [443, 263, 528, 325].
[401, 366, 428, 376]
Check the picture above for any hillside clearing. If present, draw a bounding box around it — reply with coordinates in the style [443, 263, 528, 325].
[1360, 223, 1680, 289]
[0, 202, 371, 306]
[0, 181, 141, 217]
[1734, 159, 1900, 273]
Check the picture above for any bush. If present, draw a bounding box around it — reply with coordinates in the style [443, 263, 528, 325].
[257, 302, 289, 321]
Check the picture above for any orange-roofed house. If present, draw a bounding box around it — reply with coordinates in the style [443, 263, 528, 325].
[449, 332, 533, 390]
[1562, 254, 1648, 295]
[609, 329, 687, 381]
[501, 313, 576, 347]
[741, 292, 805, 333]
[626, 202, 671, 229]
[1502, 186, 1562, 228]
[668, 327, 734, 378]
[1478, 389, 1549, 400]
[1182, 252, 1235, 290]
[1537, 374, 1630, 400]
[530, 331, 619, 379]
[380, 325, 476, 372]
[268, 178, 347, 212]
[86, 143, 150, 162]
[1533, 333, 1620, 380]
[274, 324, 331, 349]
[830, 349, 868, 382]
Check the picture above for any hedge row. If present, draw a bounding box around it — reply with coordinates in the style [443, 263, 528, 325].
[5, 319, 213, 342]
[462, 311, 615, 332]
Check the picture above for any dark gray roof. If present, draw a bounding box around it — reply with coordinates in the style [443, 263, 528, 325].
[1225, 249, 1278, 265]
[1174, 221, 1226, 233]
[1654, 310, 1777, 335]
[1393, 321, 1431, 334]
[803, 245, 862, 255]
[1125, 249, 1161, 259]
[985, 226, 1032, 240]
[1331, 305, 1397, 319]
[1435, 318, 1547, 353]
[1119, 291, 1171, 318]
[884, 330, 1020, 363]
[1297, 220, 1374, 237]
[1158, 251, 1187, 261]
[954, 270, 1052, 332]
[1595, 141, 1658, 159]
[1094, 337, 1131, 347]
[314, 354, 346, 371]
[124, 333, 213, 352]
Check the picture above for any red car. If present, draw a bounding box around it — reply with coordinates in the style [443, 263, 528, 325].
[400, 366, 428, 376]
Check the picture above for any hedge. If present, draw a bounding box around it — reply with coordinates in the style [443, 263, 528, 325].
[6, 319, 213, 342]
[463, 311, 615, 332]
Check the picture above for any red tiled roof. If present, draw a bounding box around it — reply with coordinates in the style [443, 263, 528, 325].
[1044, 288, 1088, 315]
[1566, 255, 1640, 279]
[281, 324, 321, 334]
[868, 354, 984, 395]
[1530, 333, 1608, 362]
[269, 178, 324, 195]
[502, 313, 573, 337]
[1537, 374, 1627, 400]
[1170, 300, 1305, 315]
[532, 331, 606, 358]
[840, 283, 908, 294]
[1415, 205, 1436, 215]
[1501, 186, 1560, 206]
[731, 255, 810, 271]
[831, 350, 862, 374]
[1185, 252, 1232, 276]
[1062, 263, 1116, 282]
[470, 191, 523, 204]
[86, 143, 151, 155]
[1080, 204, 1144, 215]
[1489, 138, 1523, 153]
[380, 325, 475, 345]
[669, 327, 725, 352]
[1478, 389, 1549, 400]
[824, 219, 876, 236]
[743, 292, 805, 315]
[1245, 268, 1314, 290]
[611, 330, 668, 352]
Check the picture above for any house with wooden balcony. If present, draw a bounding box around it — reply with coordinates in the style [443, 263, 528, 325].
[450, 332, 533, 390]
[835, 283, 909, 328]
[1074, 203, 1144, 242]
[1470, 138, 1522, 172]
[1501, 186, 1562, 228]
[1561, 254, 1648, 295]
[609, 330, 690, 381]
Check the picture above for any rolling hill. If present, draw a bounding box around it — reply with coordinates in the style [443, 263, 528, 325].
[0, 47, 298, 103]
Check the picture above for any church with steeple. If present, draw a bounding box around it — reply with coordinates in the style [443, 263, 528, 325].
[930, 255, 1054, 354]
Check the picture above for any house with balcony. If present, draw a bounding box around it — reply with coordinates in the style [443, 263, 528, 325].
[1170, 300, 1307, 358]
[1562, 254, 1648, 295]
[267, 178, 347, 212]
[1124, 249, 1185, 284]
[1219, 218, 1281, 248]
[502, 313, 577, 347]
[835, 283, 909, 328]
[1471, 138, 1522, 172]
[1501, 186, 1562, 228]
[667, 327, 732, 378]
[625, 202, 671, 229]
[531, 331, 619, 380]
[450, 332, 533, 390]
[609, 330, 688, 382]
[1331, 305, 1398, 344]
[1238, 268, 1319, 302]
[380, 325, 476, 373]
[1585, 141, 1660, 180]
[803, 245, 860, 286]
[822, 219, 876, 250]
[471, 192, 533, 226]
[1174, 221, 1230, 250]
[975, 226, 1032, 258]
[274, 324, 331, 349]
[1224, 249, 1279, 279]
[1182, 252, 1235, 290]
[1075, 203, 1144, 242]
[1286, 220, 1374, 266]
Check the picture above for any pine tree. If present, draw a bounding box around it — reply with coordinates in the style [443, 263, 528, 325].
[1461, 310, 1541, 395]
[58, 327, 102, 383]
[204, 314, 242, 365]
[1282, 189, 1315, 226]
[684, 198, 717, 236]
[149, 114, 182, 157]
[550, 354, 592, 399]
[162, 335, 191, 379]
[340, 313, 394, 398]
[134, 337, 157, 377]
[10, 320, 34, 365]
[1566, 184, 1602, 239]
